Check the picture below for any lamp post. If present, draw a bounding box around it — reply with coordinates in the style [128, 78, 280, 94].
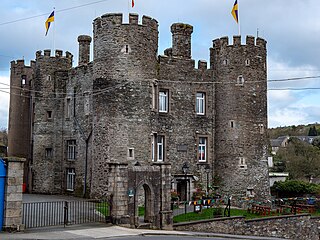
[182, 162, 189, 216]
[205, 164, 210, 197]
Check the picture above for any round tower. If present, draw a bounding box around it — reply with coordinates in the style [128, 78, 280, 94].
[93, 13, 158, 80]
[211, 36, 270, 205]
[171, 23, 193, 59]
[78, 35, 92, 66]
[90, 13, 159, 198]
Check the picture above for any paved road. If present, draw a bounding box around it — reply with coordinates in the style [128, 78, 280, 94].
[0, 225, 287, 240]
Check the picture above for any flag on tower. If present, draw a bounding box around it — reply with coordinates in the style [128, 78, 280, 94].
[45, 11, 55, 36]
[132, 0, 135, 8]
[231, 0, 239, 23]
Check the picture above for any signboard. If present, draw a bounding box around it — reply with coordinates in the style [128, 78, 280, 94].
[177, 144, 188, 152]
[194, 204, 202, 213]
[128, 189, 135, 197]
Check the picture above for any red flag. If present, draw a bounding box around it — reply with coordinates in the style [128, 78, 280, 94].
[132, 0, 134, 8]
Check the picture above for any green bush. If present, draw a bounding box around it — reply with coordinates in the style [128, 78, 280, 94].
[271, 180, 320, 197]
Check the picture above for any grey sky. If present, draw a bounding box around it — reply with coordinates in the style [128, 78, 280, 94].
[1, 0, 320, 129]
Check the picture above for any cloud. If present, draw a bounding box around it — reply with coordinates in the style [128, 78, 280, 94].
[0, 75, 10, 130]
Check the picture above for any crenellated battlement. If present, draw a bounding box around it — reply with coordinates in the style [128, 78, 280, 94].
[35, 49, 73, 60]
[212, 35, 266, 49]
[94, 13, 158, 30]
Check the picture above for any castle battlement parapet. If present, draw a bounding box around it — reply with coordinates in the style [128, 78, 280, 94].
[95, 13, 158, 30]
[35, 50, 73, 60]
[212, 35, 267, 49]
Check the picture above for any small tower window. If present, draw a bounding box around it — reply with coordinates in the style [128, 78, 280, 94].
[47, 75, 51, 81]
[21, 75, 26, 85]
[245, 59, 250, 66]
[223, 59, 229, 65]
[258, 124, 264, 134]
[239, 157, 247, 169]
[47, 110, 52, 120]
[128, 148, 135, 160]
[126, 45, 129, 53]
[236, 75, 244, 85]
[230, 120, 235, 128]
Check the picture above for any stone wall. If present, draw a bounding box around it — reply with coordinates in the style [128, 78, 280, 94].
[3, 157, 25, 231]
[174, 214, 320, 240]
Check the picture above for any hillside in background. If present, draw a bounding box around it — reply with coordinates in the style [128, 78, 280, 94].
[268, 123, 320, 139]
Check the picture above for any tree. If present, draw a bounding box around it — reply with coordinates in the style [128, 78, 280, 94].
[308, 126, 318, 136]
[277, 137, 320, 181]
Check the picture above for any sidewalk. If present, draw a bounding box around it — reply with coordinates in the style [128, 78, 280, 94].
[0, 224, 287, 240]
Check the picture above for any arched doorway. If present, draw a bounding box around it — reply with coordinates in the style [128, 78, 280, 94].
[136, 183, 153, 224]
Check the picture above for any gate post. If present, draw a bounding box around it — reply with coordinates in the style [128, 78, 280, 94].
[3, 157, 25, 231]
[154, 162, 173, 230]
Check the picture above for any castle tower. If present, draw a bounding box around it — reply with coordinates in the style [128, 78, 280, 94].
[90, 13, 159, 198]
[78, 35, 92, 66]
[211, 36, 270, 204]
[8, 60, 34, 191]
[32, 49, 73, 194]
[171, 23, 193, 59]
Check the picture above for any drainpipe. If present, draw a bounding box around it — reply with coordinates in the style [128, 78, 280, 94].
[83, 130, 92, 198]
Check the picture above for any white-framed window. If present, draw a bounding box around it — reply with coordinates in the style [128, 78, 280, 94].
[196, 92, 205, 115]
[45, 148, 53, 158]
[67, 140, 76, 160]
[66, 168, 75, 191]
[159, 90, 168, 113]
[223, 59, 229, 65]
[157, 135, 164, 161]
[236, 75, 244, 85]
[198, 137, 207, 162]
[151, 133, 165, 162]
[245, 59, 250, 66]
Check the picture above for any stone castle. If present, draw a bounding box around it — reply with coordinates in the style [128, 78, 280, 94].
[8, 13, 270, 206]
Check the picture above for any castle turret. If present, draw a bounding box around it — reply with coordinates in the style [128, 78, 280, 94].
[93, 13, 158, 80]
[211, 36, 270, 205]
[78, 35, 92, 66]
[171, 23, 193, 59]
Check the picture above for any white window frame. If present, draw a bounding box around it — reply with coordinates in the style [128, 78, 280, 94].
[66, 168, 75, 191]
[198, 137, 207, 162]
[196, 92, 205, 115]
[151, 133, 165, 162]
[128, 148, 135, 160]
[67, 140, 76, 160]
[157, 135, 164, 162]
[159, 90, 168, 113]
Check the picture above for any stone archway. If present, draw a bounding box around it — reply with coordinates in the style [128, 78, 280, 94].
[107, 162, 172, 229]
[135, 182, 154, 225]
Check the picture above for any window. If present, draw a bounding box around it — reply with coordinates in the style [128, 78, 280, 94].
[21, 76, 26, 85]
[47, 75, 51, 81]
[151, 133, 165, 162]
[66, 168, 75, 191]
[247, 188, 254, 197]
[128, 148, 134, 160]
[67, 140, 76, 160]
[47, 110, 52, 120]
[239, 157, 247, 169]
[236, 75, 244, 85]
[159, 90, 168, 113]
[45, 148, 53, 158]
[66, 98, 72, 119]
[258, 124, 264, 134]
[198, 137, 207, 162]
[245, 59, 250, 66]
[223, 59, 229, 65]
[196, 92, 205, 115]
[230, 120, 235, 128]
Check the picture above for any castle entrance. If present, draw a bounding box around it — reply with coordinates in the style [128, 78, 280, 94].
[108, 162, 173, 229]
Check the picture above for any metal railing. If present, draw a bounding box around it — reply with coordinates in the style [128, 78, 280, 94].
[22, 199, 110, 229]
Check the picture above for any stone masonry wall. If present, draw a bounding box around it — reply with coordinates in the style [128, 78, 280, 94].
[174, 214, 320, 240]
[211, 36, 270, 204]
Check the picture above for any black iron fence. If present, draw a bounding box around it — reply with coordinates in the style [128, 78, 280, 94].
[22, 199, 110, 229]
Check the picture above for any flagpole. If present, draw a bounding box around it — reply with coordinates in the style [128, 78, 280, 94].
[53, 7, 56, 52]
[237, 0, 241, 36]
